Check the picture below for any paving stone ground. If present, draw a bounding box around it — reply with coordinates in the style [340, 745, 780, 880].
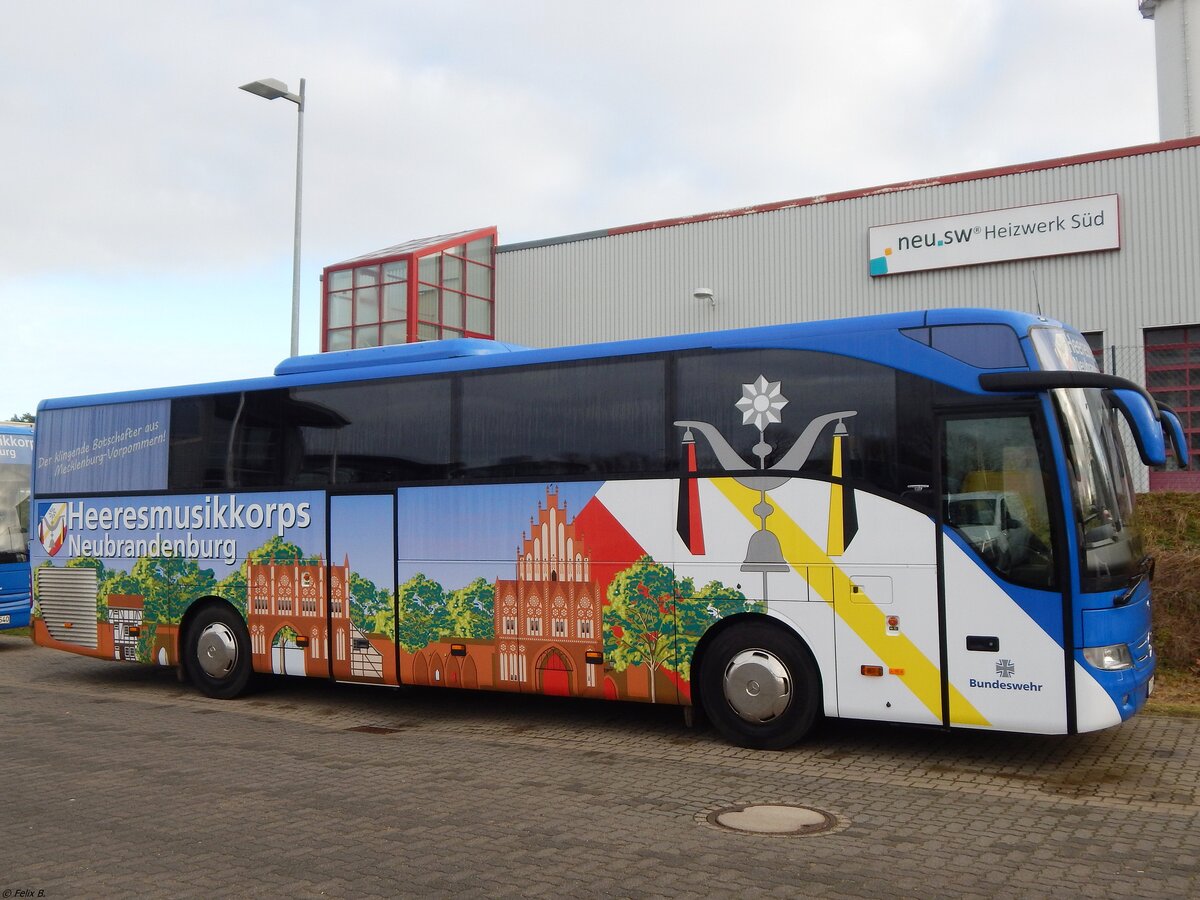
[1, 634, 1197, 898]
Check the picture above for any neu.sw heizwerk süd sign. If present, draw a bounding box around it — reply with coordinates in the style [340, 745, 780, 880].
[868, 194, 1119, 276]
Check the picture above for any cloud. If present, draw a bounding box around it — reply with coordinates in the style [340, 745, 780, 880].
[0, 0, 1161, 414]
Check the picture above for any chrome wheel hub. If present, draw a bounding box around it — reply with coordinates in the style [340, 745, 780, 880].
[723, 648, 792, 722]
[196, 622, 238, 679]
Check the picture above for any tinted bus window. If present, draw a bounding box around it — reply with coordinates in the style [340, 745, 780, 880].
[675, 350, 898, 486]
[291, 377, 456, 485]
[170, 390, 299, 489]
[0, 456, 30, 563]
[459, 356, 669, 478]
[673, 348, 942, 503]
[170, 395, 236, 489]
[942, 414, 1057, 588]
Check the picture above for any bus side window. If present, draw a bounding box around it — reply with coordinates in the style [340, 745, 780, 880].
[458, 356, 669, 479]
[942, 416, 1055, 588]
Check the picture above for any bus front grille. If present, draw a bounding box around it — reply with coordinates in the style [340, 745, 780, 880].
[36, 567, 99, 649]
[1133, 632, 1153, 665]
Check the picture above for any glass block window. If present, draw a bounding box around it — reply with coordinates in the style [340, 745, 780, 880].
[381, 321, 407, 345]
[1144, 324, 1200, 468]
[414, 235, 495, 343]
[321, 227, 496, 351]
[321, 260, 403, 349]
[328, 291, 352, 329]
[382, 287, 405, 323]
[327, 329, 351, 352]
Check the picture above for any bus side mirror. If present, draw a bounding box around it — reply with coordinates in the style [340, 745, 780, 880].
[1158, 405, 1191, 469]
[1107, 389, 1167, 466]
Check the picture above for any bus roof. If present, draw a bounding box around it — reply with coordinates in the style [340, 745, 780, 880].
[37, 307, 1066, 411]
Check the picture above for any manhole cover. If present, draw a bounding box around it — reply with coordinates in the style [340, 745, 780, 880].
[708, 804, 837, 835]
[345, 725, 405, 734]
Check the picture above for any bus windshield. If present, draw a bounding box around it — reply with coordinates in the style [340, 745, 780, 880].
[1055, 387, 1143, 590]
[0, 460, 31, 563]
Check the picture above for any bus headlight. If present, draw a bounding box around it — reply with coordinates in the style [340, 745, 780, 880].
[1083, 643, 1133, 671]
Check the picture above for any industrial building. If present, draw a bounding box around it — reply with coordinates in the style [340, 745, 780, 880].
[321, 2, 1200, 490]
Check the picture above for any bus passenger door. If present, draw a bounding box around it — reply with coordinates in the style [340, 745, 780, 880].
[940, 414, 1068, 733]
[327, 493, 398, 686]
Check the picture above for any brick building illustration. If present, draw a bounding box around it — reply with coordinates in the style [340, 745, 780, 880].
[493, 488, 605, 697]
[245, 553, 388, 681]
[403, 488, 608, 697]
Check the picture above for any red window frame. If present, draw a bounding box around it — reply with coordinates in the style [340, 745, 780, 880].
[321, 227, 496, 351]
[1081, 331, 1105, 373]
[1144, 325, 1199, 469]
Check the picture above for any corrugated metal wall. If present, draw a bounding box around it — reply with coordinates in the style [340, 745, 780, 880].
[497, 142, 1200, 355]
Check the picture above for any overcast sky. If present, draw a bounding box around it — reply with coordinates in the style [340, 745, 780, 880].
[1, 0, 1160, 417]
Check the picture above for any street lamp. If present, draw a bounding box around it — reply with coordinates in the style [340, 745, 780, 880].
[240, 76, 306, 357]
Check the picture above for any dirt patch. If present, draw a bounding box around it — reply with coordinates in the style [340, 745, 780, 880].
[1146, 667, 1200, 718]
[1139, 493, 1200, 680]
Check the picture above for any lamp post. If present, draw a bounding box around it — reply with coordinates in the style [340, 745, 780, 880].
[240, 76, 305, 357]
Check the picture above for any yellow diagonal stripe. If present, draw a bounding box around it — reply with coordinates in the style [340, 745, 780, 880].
[827, 434, 844, 556]
[713, 478, 988, 727]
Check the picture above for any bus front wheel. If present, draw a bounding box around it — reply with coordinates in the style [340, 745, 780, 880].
[184, 605, 252, 700]
[699, 623, 820, 750]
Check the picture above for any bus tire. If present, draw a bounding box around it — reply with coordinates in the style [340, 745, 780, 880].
[184, 604, 252, 700]
[699, 622, 820, 750]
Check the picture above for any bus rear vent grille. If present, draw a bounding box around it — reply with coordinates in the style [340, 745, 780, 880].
[37, 567, 99, 649]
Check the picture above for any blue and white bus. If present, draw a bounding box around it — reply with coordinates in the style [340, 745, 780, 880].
[0, 421, 33, 632]
[29, 309, 1188, 748]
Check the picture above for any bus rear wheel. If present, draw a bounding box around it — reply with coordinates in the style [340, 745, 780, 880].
[699, 623, 820, 750]
[185, 605, 252, 700]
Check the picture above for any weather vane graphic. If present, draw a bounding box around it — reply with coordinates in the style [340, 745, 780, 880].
[675, 376, 857, 602]
[735, 376, 793, 578]
[736, 375, 789, 458]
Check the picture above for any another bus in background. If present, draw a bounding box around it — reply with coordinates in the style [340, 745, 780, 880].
[0, 421, 33, 631]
